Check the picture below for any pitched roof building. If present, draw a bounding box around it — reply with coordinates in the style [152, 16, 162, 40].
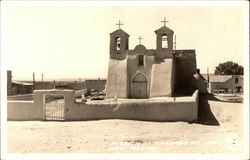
[201, 74, 243, 93]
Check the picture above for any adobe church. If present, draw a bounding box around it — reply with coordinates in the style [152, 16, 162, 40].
[106, 18, 206, 99]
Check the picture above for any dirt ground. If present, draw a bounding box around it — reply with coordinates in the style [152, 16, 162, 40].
[7, 94, 245, 154]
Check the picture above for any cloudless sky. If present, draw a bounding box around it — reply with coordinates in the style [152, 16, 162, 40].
[4, 3, 246, 81]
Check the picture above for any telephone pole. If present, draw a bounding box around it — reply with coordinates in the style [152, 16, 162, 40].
[33, 73, 36, 90]
[207, 67, 210, 83]
[174, 35, 176, 50]
[53, 80, 56, 89]
[41, 74, 44, 83]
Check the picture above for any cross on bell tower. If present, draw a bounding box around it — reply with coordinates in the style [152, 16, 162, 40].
[155, 17, 174, 59]
[138, 36, 143, 44]
[116, 20, 124, 29]
[161, 17, 169, 26]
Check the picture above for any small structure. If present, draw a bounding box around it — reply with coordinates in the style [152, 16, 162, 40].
[12, 81, 34, 95]
[201, 74, 243, 94]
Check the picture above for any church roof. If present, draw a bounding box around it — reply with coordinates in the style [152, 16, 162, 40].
[155, 26, 174, 34]
[110, 29, 129, 36]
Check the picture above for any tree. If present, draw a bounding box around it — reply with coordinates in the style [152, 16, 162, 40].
[214, 61, 243, 75]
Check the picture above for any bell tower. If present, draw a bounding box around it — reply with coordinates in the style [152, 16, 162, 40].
[106, 20, 129, 98]
[109, 20, 129, 60]
[155, 18, 174, 59]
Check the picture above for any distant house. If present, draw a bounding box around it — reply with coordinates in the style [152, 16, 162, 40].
[201, 74, 243, 94]
[12, 81, 34, 95]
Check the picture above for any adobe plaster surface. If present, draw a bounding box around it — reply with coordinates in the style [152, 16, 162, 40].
[8, 89, 199, 122]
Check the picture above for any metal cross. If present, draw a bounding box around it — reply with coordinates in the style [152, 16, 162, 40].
[161, 17, 169, 26]
[138, 36, 143, 44]
[116, 20, 124, 29]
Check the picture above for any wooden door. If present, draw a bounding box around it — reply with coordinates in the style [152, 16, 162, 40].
[131, 73, 148, 98]
[131, 82, 147, 98]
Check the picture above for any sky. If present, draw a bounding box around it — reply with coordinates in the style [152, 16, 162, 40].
[3, 2, 247, 81]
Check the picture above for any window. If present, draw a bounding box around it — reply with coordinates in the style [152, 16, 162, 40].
[138, 55, 144, 66]
[115, 37, 121, 51]
[235, 77, 238, 83]
[161, 34, 168, 48]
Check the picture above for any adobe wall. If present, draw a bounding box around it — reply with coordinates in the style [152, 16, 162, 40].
[67, 102, 197, 122]
[7, 94, 33, 101]
[150, 58, 174, 97]
[74, 90, 86, 98]
[127, 54, 154, 98]
[175, 50, 197, 93]
[66, 91, 198, 122]
[8, 89, 199, 122]
[7, 90, 75, 121]
[7, 101, 40, 120]
[33, 90, 75, 120]
[106, 58, 128, 98]
[189, 76, 208, 94]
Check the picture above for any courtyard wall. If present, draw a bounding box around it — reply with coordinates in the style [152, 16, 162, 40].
[7, 94, 33, 101]
[7, 89, 199, 122]
[66, 90, 199, 122]
[7, 101, 40, 120]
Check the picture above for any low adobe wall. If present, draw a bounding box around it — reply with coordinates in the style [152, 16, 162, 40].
[7, 89, 199, 122]
[7, 94, 33, 101]
[66, 90, 199, 122]
[7, 101, 40, 120]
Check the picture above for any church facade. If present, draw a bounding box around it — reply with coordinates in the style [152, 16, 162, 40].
[106, 19, 202, 99]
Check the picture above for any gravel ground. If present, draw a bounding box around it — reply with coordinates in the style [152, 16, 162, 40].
[7, 94, 244, 154]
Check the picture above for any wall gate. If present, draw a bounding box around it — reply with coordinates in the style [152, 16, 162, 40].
[43, 94, 65, 120]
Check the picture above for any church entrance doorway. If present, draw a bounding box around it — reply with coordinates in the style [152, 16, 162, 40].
[131, 73, 148, 98]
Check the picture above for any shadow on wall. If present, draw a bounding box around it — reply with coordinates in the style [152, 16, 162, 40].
[197, 95, 220, 126]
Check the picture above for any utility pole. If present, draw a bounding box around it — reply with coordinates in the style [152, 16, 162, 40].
[207, 67, 210, 83]
[41, 74, 44, 83]
[207, 67, 210, 92]
[33, 73, 36, 90]
[174, 35, 176, 51]
[53, 80, 56, 89]
[84, 79, 87, 89]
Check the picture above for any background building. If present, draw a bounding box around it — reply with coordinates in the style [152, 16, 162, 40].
[201, 74, 243, 94]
